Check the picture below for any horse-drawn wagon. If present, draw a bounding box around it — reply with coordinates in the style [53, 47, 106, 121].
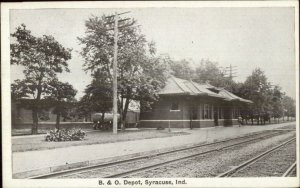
[92, 113, 121, 130]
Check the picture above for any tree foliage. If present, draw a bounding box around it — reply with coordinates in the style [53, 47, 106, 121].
[76, 95, 93, 121]
[193, 59, 236, 91]
[169, 59, 194, 80]
[80, 69, 113, 122]
[270, 85, 284, 118]
[78, 15, 169, 126]
[241, 68, 272, 115]
[45, 79, 77, 129]
[282, 95, 296, 119]
[10, 24, 72, 134]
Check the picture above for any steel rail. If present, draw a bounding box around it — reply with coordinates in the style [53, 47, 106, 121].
[30, 130, 289, 179]
[282, 161, 296, 177]
[216, 137, 296, 177]
[104, 132, 287, 178]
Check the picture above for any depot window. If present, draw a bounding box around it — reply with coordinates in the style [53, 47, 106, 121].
[170, 102, 180, 111]
[202, 104, 212, 119]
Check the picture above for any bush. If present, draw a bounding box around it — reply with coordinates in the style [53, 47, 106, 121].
[45, 128, 86, 142]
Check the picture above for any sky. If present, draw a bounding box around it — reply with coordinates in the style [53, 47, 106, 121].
[10, 7, 296, 99]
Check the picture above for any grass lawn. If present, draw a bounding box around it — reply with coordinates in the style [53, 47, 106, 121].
[12, 128, 52, 136]
[12, 122, 93, 136]
[12, 129, 190, 152]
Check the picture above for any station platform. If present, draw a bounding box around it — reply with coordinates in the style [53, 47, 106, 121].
[12, 121, 296, 177]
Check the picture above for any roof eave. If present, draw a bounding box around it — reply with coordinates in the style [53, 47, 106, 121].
[158, 92, 191, 96]
[229, 98, 253, 104]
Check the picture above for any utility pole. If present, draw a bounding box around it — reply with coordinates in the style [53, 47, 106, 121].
[105, 11, 133, 134]
[223, 64, 237, 92]
[112, 12, 119, 134]
[225, 64, 237, 80]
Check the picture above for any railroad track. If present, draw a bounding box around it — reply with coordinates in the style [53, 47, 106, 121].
[30, 129, 292, 179]
[282, 162, 296, 177]
[216, 137, 296, 177]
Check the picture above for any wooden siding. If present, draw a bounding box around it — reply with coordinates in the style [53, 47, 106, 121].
[140, 95, 240, 128]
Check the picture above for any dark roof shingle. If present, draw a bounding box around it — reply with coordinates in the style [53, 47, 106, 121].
[159, 76, 252, 103]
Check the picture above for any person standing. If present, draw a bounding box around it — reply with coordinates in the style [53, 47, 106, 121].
[238, 116, 243, 127]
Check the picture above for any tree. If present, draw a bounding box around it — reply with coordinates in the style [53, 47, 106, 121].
[194, 59, 235, 90]
[83, 69, 113, 122]
[78, 15, 168, 129]
[45, 79, 77, 129]
[76, 95, 93, 122]
[241, 68, 273, 124]
[10, 24, 72, 134]
[270, 85, 284, 120]
[282, 95, 296, 120]
[169, 59, 194, 80]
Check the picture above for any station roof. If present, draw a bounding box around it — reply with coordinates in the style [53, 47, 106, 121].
[217, 88, 253, 103]
[158, 76, 252, 103]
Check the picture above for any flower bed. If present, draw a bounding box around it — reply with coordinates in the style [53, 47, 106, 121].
[45, 128, 86, 142]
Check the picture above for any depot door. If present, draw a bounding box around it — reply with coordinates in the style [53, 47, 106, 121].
[214, 107, 219, 126]
[190, 105, 198, 129]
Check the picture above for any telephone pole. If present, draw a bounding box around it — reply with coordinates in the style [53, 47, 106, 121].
[105, 11, 133, 134]
[112, 12, 119, 134]
[225, 64, 237, 80]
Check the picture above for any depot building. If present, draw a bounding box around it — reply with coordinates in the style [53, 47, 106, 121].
[139, 76, 252, 128]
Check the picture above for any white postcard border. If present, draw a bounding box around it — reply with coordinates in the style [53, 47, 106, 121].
[2, 1, 299, 188]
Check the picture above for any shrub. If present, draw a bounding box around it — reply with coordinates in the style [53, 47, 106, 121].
[45, 128, 86, 142]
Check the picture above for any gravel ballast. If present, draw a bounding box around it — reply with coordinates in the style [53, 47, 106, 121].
[128, 131, 296, 178]
[231, 141, 296, 177]
[56, 130, 295, 178]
